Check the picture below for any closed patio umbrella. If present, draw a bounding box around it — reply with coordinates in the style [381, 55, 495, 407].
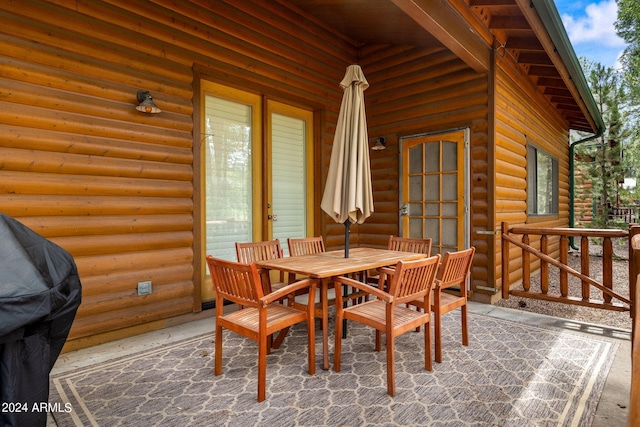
[321, 64, 374, 257]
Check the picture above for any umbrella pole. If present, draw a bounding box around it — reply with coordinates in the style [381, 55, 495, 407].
[344, 220, 350, 258]
[343, 220, 351, 338]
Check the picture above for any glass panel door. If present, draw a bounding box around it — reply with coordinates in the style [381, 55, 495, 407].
[199, 83, 313, 301]
[268, 101, 313, 256]
[201, 82, 261, 302]
[203, 96, 254, 260]
[203, 85, 260, 260]
[401, 130, 467, 254]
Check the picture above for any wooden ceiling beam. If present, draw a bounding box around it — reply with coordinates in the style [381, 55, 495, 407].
[391, 0, 490, 72]
[555, 104, 583, 112]
[550, 95, 575, 103]
[469, 0, 514, 5]
[536, 77, 566, 87]
[489, 15, 529, 30]
[544, 87, 573, 97]
[518, 52, 553, 65]
[505, 36, 543, 51]
[528, 65, 560, 77]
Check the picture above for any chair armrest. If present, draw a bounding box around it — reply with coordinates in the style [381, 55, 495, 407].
[375, 266, 396, 291]
[256, 267, 271, 275]
[256, 267, 274, 293]
[261, 278, 317, 305]
[377, 266, 395, 276]
[435, 278, 463, 291]
[334, 276, 393, 302]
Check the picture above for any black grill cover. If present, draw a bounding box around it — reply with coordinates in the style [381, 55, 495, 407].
[0, 214, 82, 427]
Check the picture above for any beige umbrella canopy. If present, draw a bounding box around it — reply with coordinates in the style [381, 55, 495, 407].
[320, 64, 374, 257]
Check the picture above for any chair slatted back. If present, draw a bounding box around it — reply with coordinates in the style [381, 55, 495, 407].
[206, 256, 263, 308]
[288, 236, 325, 257]
[388, 236, 432, 256]
[236, 239, 285, 284]
[437, 247, 475, 294]
[236, 239, 283, 263]
[387, 255, 441, 304]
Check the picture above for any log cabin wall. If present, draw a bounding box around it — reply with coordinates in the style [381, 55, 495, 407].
[0, 0, 580, 344]
[0, 0, 356, 347]
[346, 46, 492, 295]
[494, 53, 571, 295]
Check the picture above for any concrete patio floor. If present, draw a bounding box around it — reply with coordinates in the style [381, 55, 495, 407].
[47, 302, 632, 426]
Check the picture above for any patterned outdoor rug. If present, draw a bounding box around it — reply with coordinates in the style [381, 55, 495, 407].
[49, 311, 618, 426]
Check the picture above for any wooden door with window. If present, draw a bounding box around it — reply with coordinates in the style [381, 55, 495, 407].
[200, 82, 313, 301]
[400, 130, 467, 255]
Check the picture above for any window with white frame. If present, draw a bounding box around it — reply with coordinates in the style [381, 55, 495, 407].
[527, 144, 558, 215]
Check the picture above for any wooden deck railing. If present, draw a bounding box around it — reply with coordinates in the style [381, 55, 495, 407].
[629, 226, 640, 427]
[501, 222, 631, 311]
[501, 222, 637, 425]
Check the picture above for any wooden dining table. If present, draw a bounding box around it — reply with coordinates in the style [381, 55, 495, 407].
[255, 247, 428, 370]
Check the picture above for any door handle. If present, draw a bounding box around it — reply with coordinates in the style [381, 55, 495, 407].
[400, 204, 409, 216]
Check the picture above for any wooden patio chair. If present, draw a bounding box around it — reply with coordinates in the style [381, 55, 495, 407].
[287, 236, 366, 309]
[236, 239, 292, 348]
[408, 247, 475, 363]
[206, 255, 317, 402]
[388, 235, 433, 255]
[286, 236, 334, 311]
[368, 236, 433, 290]
[287, 236, 327, 289]
[235, 239, 287, 293]
[287, 236, 325, 257]
[333, 254, 441, 396]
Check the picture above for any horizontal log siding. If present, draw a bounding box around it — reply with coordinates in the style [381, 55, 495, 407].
[494, 55, 571, 290]
[349, 47, 491, 292]
[0, 0, 578, 339]
[0, 0, 355, 343]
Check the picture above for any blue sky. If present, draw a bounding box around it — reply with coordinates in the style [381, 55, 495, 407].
[554, 0, 627, 68]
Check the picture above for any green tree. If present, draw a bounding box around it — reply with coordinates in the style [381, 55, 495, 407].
[616, 0, 640, 192]
[616, 0, 640, 124]
[574, 60, 627, 227]
[616, 1, 640, 72]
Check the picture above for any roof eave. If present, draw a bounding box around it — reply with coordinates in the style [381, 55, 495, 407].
[528, 0, 605, 134]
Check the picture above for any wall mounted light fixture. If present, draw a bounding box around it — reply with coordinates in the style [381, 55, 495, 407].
[136, 90, 161, 114]
[371, 137, 386, 151]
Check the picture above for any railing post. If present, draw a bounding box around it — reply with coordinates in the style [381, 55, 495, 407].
[559, 236, 568, 297]
[630, 274, 640, 427]
[501, 222, 509, 299]
[580, 236, 590, 300]
[522, 234, 530, 292]
[540, 235, 548, 294]
[603, 237, 613, 304]
[630, 226, 639, 420]
[630, 225, 640, 317]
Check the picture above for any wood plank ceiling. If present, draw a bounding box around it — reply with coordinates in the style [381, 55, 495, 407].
[287, 0, 443, 48]
[288, 0, 595, 133]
